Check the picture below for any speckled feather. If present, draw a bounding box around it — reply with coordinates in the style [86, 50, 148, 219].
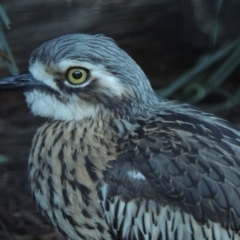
[29, 106, 240, 240]
[103, 108, 240, 239]
[29, 117, 115, 240]
[10, 34, 240, 240]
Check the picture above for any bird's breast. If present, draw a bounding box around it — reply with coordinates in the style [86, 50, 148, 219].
[28, 119, 116, 240]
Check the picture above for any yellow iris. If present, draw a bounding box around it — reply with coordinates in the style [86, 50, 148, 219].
[66, 67, 89, 85]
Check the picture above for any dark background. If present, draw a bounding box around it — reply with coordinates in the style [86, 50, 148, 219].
[1, 1, 240, 239]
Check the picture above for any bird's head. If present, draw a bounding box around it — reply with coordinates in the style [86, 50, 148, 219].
[0, 34, 157, 121]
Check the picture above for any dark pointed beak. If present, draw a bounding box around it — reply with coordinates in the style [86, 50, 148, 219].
[0, 73, 46, 91]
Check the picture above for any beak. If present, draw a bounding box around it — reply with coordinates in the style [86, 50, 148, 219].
[0, 73, 46, 91]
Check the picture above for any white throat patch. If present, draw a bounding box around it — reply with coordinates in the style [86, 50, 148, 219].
[24, 90, 98, 121]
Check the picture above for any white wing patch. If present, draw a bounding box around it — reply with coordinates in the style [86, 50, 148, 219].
[127, 171, 146, 180]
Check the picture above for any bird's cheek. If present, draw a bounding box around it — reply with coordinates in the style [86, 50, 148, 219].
[24, 90, 55, 118]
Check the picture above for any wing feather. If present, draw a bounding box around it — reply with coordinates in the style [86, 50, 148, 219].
[103, 112, 240, 231]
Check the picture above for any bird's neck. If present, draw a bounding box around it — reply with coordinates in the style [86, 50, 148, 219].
[35, 112, 135, 157]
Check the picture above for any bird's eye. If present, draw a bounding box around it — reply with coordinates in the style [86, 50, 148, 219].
[66, 67, 89, 85]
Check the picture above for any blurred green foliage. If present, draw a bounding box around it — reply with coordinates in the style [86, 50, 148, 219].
[156, 37, 240, 113]
[156, 0, 240, 113]
[0, 4, 19, 76]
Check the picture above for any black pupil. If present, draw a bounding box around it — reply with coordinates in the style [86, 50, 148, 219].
[72, 71, 82, 79]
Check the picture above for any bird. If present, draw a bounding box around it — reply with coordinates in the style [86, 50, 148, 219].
[0, 34, 240, 240]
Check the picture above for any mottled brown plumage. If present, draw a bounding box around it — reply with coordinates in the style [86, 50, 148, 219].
[1, 34, 240, 240]
[29, 118, 114, 239]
